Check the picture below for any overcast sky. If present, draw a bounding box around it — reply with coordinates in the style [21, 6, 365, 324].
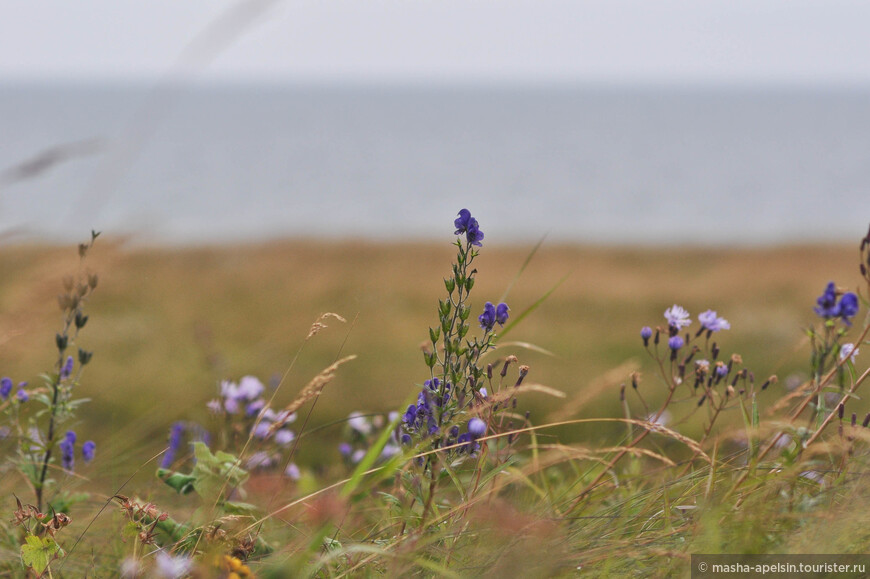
[3, 0, 870, 85]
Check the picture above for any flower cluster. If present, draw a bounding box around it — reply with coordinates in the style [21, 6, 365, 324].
[479, 301, 509, 331]
[0, 377, 28, 403]
[208, 376, 267, 416]
[646, 305, 731, 361]
[814, 282, 859, 325]
[454, 208, 484, 247]
[57, 430, 96, 472]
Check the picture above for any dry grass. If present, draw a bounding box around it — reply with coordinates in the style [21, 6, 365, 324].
[0, 238, 862, 470]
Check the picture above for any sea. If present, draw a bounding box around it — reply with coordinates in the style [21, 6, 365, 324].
[1, 81, 869, 246]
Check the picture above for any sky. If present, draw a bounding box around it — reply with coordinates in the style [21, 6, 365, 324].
[3, 0, 870, 85]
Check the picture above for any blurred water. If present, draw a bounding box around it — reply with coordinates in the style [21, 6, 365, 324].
[1, 82, 868, 245]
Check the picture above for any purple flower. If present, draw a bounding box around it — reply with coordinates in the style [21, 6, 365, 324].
[60, 431, 76, 471]
[495, 302, 510, 326]
[814, 282, 840, 318]
[668, 336, 684, 351]
[698, 310, 730, 333]
[245, 399, 266, 417]
[664, 305, 691, 329]
[237, 376, 265, 400]
[284, 463, 301, 480]
[467, 418, 487, 439]
[454, 208, 484, 247]
[640, 326, 653, 346]
[840, 343, 859, 364]
[245, 451, 273, 470]
[60, 356, 74, 379]
[0, 377, 12, 400]
[454, 209, 473, 234]
[155, 552, 192, 579]
[814, 283, 860, 324]
[16, 386, 28, 403]
[161, 422, 185, 468]
[479, 302, 497, 331]
[338, 442, 352, 456]
[274, 429, 295, 446]
[839, 292, 859, 324]
[82, 440, 96, 462]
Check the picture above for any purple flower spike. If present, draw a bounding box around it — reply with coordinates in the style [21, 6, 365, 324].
[61, 356, 74, 379]
[0, 377, 12, 400]
[479, 302, 497, 331]
[82, 440, 96, 462]
[161, 422, 185, 468]
[60, 431, 76, 471]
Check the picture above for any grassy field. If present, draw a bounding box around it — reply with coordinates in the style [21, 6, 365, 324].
[1, 236, 867, 576]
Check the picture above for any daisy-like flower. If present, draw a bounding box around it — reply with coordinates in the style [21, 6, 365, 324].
[698, 309, 731, 332]
[664, 305, 691, 329]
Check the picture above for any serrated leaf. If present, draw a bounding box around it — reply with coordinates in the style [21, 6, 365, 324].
[21, 534, 62, 575]
[123, 520, 140, 539]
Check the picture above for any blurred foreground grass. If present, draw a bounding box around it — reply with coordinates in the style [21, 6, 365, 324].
[0, 238, 862, 478]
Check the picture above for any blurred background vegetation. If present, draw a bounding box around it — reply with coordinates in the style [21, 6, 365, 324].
[1, 238, 864, 491]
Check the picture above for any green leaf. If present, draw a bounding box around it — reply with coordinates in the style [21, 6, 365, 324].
[221, 501, 260, 516]
[21, 534, 63, 575]
[190, 442, 249, 502]
[156, 468, 197, 495]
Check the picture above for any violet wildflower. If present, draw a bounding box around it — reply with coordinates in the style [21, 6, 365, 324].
[82, 440, 96, 462]
[284, 462, 301, 480]
[664, 305, 691, 330]
[60, 431, 76, 471]
[495, 302, 510, 326]
[0, 377, 12, 400]
[640, 326, 653, 346]
[274, 429, 295, 446]
[16, 385, 28, 403]
[237, 375, 265, 400]
[839, 292, 859, 324]
[668, 336, 684, 351]
[60, 355, 74, 379]
[814, 282, 840, 318]
[155, 551, 193, 579]
[840, 343, 859, 364]
[698, 310, 730, 333]
[467, 418, 487, 439]
[348, 412, 372, 435]
[454, 208, 484, 247]
[338, 442, 352, 457]
[161, 422, 185, 468]
[245, 399, 266, 417]
[245, 451, 273, 470]
[479, 301, 497, 331]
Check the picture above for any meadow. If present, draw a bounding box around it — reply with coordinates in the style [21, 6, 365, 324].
[0, 216, 868, 577]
